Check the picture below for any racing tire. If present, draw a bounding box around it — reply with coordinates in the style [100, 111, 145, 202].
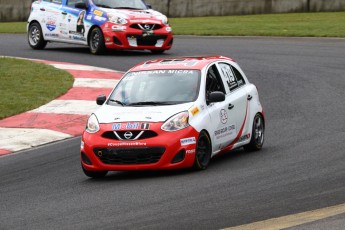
[244, 113, 265, 151]
[193, 131, 212, 170]
[89, 27, 106, 55]
[28, 22, 47, 50]
[150, 49, 165, 54]
[82, 165, 108, 178]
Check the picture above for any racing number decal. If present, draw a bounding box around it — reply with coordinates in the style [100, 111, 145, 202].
[220, 64, 237, 91]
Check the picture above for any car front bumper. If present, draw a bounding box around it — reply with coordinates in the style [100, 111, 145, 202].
[81, 123, 199, 171]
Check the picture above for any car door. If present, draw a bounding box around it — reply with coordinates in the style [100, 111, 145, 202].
[205, 64, 237, 151]
[40, 0, 63, 40]
[218, 62, 248, 142]
[61, 0, 90, 43]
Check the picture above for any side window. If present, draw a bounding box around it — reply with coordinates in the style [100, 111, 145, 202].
[42, 0, 62, 4]
[67, 0, 80, 7]
[231, 66, 246, 87]
[219, 63, 238, 92]
[205, 64, 226, 100]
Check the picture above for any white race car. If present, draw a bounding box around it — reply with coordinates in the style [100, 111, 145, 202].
[81, 56, 265, 178]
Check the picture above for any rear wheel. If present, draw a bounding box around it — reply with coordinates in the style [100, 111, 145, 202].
[244, 113, 265, 151]
[28, 22, 47, 49]
[193, 131, 212, 170]
[82, 165, 108, 178]
[89, 27, 106, 55]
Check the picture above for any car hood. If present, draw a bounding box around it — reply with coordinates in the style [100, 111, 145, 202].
[94, 102, 194, 124]
[102, 8, 165, 23]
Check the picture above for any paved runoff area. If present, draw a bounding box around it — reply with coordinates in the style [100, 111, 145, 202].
[0, 59, 123, 156]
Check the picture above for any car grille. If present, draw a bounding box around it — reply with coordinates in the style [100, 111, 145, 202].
[94, 147, 165, 165]
[127, 35, 167, 46]
[102, 131, 158, 140]
[130, 24, 162, 30]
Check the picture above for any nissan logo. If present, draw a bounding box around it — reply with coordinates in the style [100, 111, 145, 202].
[144, 24, 150, 30]
[124, 131, 133, 139]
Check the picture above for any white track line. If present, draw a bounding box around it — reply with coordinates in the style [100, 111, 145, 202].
[0, 128, 72, 152]
[73, 78, 118, 88]
[29, 100, 100, 115]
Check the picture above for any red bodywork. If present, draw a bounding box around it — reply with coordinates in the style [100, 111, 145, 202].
[81, 122, 199, 171]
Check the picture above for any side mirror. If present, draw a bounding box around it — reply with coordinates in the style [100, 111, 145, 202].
[208, 91, 225, 103]
[146, 4, 152, 9]
[96, 95, 107, 105]
[75, 2, 88, 10]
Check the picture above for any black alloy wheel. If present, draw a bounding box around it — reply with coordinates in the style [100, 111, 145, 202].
[193, 131, 212, 170]
[244, 113, 265, 151]
[89, 27, 106, 55]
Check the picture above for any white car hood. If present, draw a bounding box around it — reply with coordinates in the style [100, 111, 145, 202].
[95, 103, 194, 124]
[102, 8, 164, 21]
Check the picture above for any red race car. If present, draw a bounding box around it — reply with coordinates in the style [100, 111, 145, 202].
[81, 56, 265, 178]
[28, 0, 173, 54]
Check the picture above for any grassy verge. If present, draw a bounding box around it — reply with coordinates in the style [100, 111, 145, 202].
[169, 12, 345, 37]
[1, 12, 344, 37]
[0, 57, 74, 119]
[0, 22, 27, 33]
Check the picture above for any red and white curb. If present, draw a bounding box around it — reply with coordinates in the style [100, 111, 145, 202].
[0, 59, 123, 156]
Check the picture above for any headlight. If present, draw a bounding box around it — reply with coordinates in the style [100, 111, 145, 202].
[86, 114, 100, 133]
[161, 111, 189, 131]
[107, 13, 128, 25]
[157, 15, 168, 25]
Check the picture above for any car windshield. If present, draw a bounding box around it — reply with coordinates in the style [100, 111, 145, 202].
[108, 70, 201, 106]
[92, 0, 148, 10]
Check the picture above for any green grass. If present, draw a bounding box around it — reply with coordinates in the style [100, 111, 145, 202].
[1, 12, 344, 37]
[169, 12, 345, 37]
[0, 57, 74, 119]
[0, 22, 27, 33]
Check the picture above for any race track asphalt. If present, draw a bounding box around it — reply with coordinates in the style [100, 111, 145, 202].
[0, 34, 345, 229]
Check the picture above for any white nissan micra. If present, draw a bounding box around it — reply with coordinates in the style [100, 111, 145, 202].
[81, 56, 265, 178]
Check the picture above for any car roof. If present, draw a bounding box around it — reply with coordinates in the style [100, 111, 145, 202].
[129, 55, 236, 71]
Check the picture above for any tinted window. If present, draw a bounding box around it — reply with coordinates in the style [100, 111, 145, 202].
[108, 70, 201, 106]
[231, 66, 246, 87]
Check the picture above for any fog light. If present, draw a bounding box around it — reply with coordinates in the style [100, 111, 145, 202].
[171, 150, 185, 163]
[81, 152, 92, 165]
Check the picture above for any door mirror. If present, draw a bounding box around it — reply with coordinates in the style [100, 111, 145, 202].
[146, 4, 152, 9]
[208, 91, 225, 103]
[75, 2, 88, 10]
[96, 95, 107, 105]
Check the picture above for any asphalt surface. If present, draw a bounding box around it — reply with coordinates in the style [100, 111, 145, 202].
[1, 34, 345, 229]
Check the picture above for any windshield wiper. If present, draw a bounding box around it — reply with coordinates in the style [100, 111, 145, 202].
[127, 101, 174, 106]
[109, 99, 126, 106]
[96, 4, 112, 8]
[113, 7, 143, 10]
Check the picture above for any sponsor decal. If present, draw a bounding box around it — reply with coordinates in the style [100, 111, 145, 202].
[94, 15, 106, 22]
[93, 10, 103, 16]
[220, 109, 228, 124]
[45, 33, 59, 38]
[108, 142, 147, 147]
[86, 15, 92, 20]
[214, 125, 236, 140]
[130, 70, 195, 76]
[46, 17, 57, 31]
[140, 123, 150, 130]
[180, 137, 196, 146]
[189, 106, 200, 116]
[186, 149, 195, 154]
[237, 134, 251, 143]
[112, 122, 150, 130]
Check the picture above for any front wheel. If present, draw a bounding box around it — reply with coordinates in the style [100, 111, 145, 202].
[244, 113, 265, 151]
[28, 22, 47, 49]
[89, 27, 106, 55]
[82, 165, 108, 178]
[193, 131, 212, 170]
